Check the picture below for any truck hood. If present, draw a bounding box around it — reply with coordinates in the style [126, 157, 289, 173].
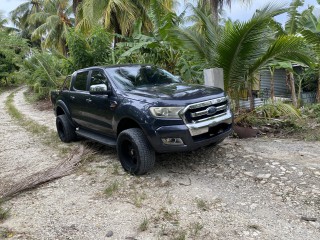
[124, 83, 225, 103]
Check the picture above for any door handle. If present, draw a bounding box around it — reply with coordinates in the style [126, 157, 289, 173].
[70, 96, 75, 100]
[86, 98, 92, 103]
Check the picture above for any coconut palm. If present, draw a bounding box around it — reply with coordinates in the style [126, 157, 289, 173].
[118, 0, 186, 73]
[174, 3, 312, 110]
[0, 12, 8, 29]
[76, 0, 177, 44]
[301, 7, 320, 102]
[198, 0, 252, 24]
[270, 0, 315, 107]
[10, 0, 43, 44]
[29, 0, 74, 55]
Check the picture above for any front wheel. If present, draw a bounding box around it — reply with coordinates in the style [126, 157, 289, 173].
[117, 128, 155, 175]
[56, 115, 76, 143]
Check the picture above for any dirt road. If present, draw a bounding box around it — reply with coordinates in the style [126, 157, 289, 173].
[1, 88, 320, 239]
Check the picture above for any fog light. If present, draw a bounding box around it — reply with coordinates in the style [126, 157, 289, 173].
[162, 138, 184, 145]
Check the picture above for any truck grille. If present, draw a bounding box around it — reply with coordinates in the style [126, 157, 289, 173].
[181, 97, 228, 124]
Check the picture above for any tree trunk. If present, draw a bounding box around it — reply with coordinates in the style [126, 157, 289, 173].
[287, 71, 298, 108]
[113, 20, 122, 47]
[317, 69, 320, 103]
[270, 67, 275, 103]
[209, 0, 219, 24]
[248, 82, 254, 111]
[73, 0, 83, 24]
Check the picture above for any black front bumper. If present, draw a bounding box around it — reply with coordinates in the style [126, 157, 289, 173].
[143, 122, 233, 153]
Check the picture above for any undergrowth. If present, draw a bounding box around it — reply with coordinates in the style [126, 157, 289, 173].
[237, 101, 320, 141]
[0, 203, 10, 222]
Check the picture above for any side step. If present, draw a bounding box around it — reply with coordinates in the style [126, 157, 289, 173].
[76, 129, 117, 147]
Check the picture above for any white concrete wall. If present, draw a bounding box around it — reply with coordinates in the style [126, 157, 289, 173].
[204, 68, 224, 90]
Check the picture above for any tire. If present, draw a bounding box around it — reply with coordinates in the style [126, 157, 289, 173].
[56, 115, 76, 143]
[117, 128, 155, 175]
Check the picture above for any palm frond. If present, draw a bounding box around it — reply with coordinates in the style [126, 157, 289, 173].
[285, 0, 304, 34]
[250, 35, 313, 75]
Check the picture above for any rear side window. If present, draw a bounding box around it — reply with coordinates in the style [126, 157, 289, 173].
[74, 71, 88, 91]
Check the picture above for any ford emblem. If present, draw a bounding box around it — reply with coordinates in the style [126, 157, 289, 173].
[206, 106, 217, 115]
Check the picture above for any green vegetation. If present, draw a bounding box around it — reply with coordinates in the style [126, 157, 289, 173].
[138, 217, 149, 232]
[195, 198, 210, 211]
[104, 181, 119, 198]
[5, 92, 62, 147]
[190, 222, 204, 237]
[0, 227, 14, 238]
[0, 202, 10, 222]
[0, 0, 320, 136]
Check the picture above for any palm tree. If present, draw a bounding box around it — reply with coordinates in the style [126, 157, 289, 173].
[198, 0, 252, 24]
[271, 0, 313, 107]
[0, 12, 8, 30]
[76, 0, 176, 44]
[301, 8, 320, 103]
[118, 0, 185, 73]
[10, 0, 43, 46]
[29, 0, 74, 55]
[175, 3, 312, 110]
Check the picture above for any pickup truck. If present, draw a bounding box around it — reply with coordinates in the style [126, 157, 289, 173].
[51, 65, 233, 175]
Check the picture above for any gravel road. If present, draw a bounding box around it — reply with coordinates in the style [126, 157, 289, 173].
[0, 88, 320, 240]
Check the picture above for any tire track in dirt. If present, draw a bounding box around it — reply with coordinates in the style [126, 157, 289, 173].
[0, 89, 59, 186]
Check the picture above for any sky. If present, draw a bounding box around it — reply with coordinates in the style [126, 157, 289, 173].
[0, 0, 319, 24]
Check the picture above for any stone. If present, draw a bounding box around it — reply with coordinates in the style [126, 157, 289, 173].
[280, 167, 286, 172]
[244, 172, 255, 177]
[106, 231, 113, 237]
[257, 174, 271, 180]
[250, 203, 258, 210]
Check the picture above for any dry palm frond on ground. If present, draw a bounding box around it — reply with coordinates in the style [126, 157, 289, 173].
[0, 145, 92, 201]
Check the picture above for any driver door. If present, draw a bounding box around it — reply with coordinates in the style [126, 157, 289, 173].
[82, 70, 116, 137]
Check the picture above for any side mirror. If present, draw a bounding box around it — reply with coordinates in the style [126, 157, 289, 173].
[89, 84, 111, 95]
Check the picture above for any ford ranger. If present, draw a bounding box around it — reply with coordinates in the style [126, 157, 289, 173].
[51, 65, 233, 175]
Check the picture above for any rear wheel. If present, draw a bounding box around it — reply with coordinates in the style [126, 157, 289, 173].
[56, 115, 76, 143]
[117, 128, 155, 175]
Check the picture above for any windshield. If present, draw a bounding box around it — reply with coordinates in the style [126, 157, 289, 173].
[106, 65, 182, 91]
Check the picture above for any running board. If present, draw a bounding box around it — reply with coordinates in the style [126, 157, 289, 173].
[76, 129, 117, 147]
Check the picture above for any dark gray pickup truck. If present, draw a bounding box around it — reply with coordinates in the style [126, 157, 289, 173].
[51, 65, 233, 174]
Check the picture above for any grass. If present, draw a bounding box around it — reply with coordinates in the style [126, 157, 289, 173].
[112, 163, 120, 175]
[190, 222, 203, 237]
[104, 181, 119, 198]
[171, 230, 187, 240]
[0, 203, 10, 222]
[132, 192, 146, 208]
[138, 217, 149, 232]
[0, 228, 14, 238]
[5, 91, 68, 151]
[195, 198, 209, 211]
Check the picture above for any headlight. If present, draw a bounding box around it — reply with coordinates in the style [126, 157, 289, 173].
[149, 107, 183, 119]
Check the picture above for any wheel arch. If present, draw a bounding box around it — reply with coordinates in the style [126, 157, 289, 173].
[117, 117, 142, 136]
[55, 100, 71, 117]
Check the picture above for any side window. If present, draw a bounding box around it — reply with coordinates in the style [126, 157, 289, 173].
[90, 70, 107, 87]
[74, 71, 88, 91]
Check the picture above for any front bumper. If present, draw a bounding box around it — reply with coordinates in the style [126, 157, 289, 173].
[143, 111, 233, 153]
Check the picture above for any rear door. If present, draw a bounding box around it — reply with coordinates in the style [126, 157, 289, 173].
[68, 70, 90, 128]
